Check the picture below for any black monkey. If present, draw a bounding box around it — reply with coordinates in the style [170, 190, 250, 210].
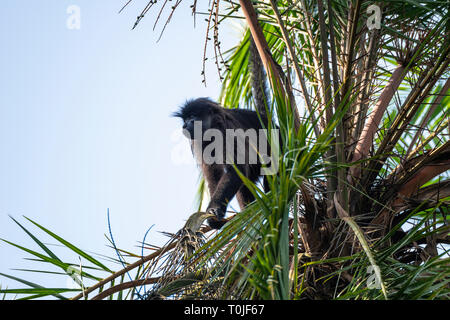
[173, 98, 273, 229]
[173, 33, 272, 229]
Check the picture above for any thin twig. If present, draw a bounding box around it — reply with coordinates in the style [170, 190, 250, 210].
[71, 242, 176, 300]
[91, 277, 159, 300]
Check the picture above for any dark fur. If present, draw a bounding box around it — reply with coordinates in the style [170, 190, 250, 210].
[249, 36, 270, 117]
[173, 98, 269, 229]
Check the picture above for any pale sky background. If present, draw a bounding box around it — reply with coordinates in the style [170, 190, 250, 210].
[0, 1, 241, 291]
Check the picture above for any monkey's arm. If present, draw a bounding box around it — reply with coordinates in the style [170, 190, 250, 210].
[202, 163, 223, 199]
[206, 167, 243, 220]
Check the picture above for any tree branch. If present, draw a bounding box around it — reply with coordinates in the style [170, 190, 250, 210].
[239, 0, 300, 130]
[349, 65, 407, 182]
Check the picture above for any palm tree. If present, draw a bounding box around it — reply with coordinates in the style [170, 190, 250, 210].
[1, 0, 448, 300]
[137, 0, 450, 300]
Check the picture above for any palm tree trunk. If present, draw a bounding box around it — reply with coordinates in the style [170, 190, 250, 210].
[239, 0, 300, 130]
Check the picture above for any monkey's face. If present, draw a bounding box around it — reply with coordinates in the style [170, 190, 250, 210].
[182, 113, 212, 140]
[173, 99, 216, 140]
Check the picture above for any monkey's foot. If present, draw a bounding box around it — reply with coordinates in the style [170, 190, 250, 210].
[207, 216, 226, 229]
[206, 208, 226, 229]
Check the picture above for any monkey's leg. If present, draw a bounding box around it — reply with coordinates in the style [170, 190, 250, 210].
[263, 176, 270, 193]
[202, 163, 223, 197]
[236, 185, 255, 210]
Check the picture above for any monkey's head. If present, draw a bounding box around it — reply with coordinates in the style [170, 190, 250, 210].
[173, 98, 218, 139]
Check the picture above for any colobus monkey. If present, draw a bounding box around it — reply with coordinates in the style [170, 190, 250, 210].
[173, 36, 272, 229]
[173, 98, 275, 229]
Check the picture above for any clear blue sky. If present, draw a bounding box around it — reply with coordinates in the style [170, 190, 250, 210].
[0, 1, 240, 290]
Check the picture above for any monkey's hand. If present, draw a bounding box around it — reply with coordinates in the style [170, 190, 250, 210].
[206, 207, 226, 229]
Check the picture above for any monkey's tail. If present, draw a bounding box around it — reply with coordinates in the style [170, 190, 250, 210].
[249, 34, 270, 119]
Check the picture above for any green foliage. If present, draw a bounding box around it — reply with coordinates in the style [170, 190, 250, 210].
[1, 0, 449, 300]
[0, 216, 114, 299]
